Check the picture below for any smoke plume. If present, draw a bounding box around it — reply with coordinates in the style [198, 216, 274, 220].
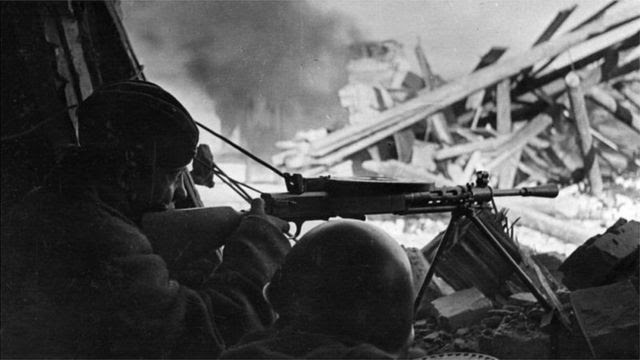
[123, 1, 359, 157]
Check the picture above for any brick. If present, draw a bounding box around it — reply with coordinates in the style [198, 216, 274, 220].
[559, 218, 639, 290]
[431, 287, 493, 330]
[570, 280, 639, 359]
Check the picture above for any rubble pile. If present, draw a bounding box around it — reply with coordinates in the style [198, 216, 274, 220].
[271, 4, 640, 247]
[408, 218, 639, 359]
[265, 5, 640, 358]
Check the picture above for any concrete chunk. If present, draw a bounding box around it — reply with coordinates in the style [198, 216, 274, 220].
[559, 218, 639, 290]
[570, 281, 639, 359]
[431, 287, 493, 330]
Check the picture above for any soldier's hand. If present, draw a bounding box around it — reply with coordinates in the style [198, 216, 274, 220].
[246, 198, 290, 234]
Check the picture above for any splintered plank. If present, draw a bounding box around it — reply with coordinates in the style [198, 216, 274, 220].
[565, 72, 603, 195]
[485, 113, 552, 172]
[415, 40, 454, 145]
[309, 10, 640, 167]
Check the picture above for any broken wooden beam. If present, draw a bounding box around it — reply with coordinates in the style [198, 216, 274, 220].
[484, 113, 553, 171]
[516, 161, 549, 183]
[462, 151, 483, 183]
[465, 47, 508, 125]
[586, 85, 640, 130]
[617, 84, 640, 110]
[414, 40, 438, 87]
[531, 1, 620, 76]
[532, 5, 578, 46]
[361, 159, 454, 186]
[307, 9, 640, 164]
[533, 18, 640, 78]
[493, 199, 601, 245]
[496, 79, 513, 134]
[434, 135, 508, 161]
[569, 0, 619, 32]
[496, 149, 522, 189]
[411, 140, 438, 172]
[495, 78, 518, 188]
[565, 72, 603, 196]
[415, 41, 454, 145]
[517, 29, 639, 104]
[311, 110, 425, 164]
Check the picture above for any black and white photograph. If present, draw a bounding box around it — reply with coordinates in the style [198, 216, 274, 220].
[1, 0, 639, 358]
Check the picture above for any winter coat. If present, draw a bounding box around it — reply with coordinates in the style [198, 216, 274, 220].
[1, 184, 289, 359]
[220, 327, 399, 359]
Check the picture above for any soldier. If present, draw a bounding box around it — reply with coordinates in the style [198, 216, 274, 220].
[1, 80, 291, 358]
[221, 219, 423, 359]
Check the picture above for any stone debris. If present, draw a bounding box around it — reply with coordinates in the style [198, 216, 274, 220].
[430, 287, 493, 331]
[570, 280, 639, 359]
[411, 217, 640, 359]
[559, 218, 639, 290]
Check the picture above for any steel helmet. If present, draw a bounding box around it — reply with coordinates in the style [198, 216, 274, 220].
[267, 219, 415, 354]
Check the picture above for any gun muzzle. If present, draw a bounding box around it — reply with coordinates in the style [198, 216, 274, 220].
[517, 184, 559, 198]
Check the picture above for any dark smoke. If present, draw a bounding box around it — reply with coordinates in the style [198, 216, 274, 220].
[123, 1, 360, 157]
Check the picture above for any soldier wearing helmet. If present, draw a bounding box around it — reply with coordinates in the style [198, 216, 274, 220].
[221, 219, 422, 359]
[1, 80, 291, 358]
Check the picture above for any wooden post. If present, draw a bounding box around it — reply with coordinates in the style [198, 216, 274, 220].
[495, 78, 519, 188]
[565, 72, 603, 196]
[586, 86, 640, 131]
[618, 85, 640, 111]
[415, 41, 453, 145]
[485, 113, 552, 171]
[496, 79, 512, 134]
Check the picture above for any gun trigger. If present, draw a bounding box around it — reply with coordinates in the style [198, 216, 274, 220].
[293, 221, 304, 238]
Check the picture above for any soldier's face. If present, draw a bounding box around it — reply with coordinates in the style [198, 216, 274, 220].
[132, 166, 188, 213]
[151, 166, 188, 211]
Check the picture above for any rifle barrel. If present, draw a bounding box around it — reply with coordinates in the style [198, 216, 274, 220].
[404, 184, 558, 208]
[492, 184, 559, 198]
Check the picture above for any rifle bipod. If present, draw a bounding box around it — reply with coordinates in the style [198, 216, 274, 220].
[413, 202, 572, 330]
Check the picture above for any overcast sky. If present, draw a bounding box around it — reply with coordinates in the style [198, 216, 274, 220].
[314, 0, 624, 78]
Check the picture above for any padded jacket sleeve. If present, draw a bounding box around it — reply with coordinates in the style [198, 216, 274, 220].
[104, 214, 290, 358]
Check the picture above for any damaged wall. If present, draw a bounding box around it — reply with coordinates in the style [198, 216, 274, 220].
[1, 1, 141, 211]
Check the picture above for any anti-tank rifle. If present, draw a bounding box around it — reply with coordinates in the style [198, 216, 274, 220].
[263, 171, 569, 327]
[147, 122, 569, 327]
[262, 171, 558, 235]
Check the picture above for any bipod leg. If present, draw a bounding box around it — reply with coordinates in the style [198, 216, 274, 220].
[466, 209, 553, 312]
[413, 208, 464, 314]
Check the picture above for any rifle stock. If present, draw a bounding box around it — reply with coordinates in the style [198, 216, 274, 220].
[142, 206, 242, 265]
